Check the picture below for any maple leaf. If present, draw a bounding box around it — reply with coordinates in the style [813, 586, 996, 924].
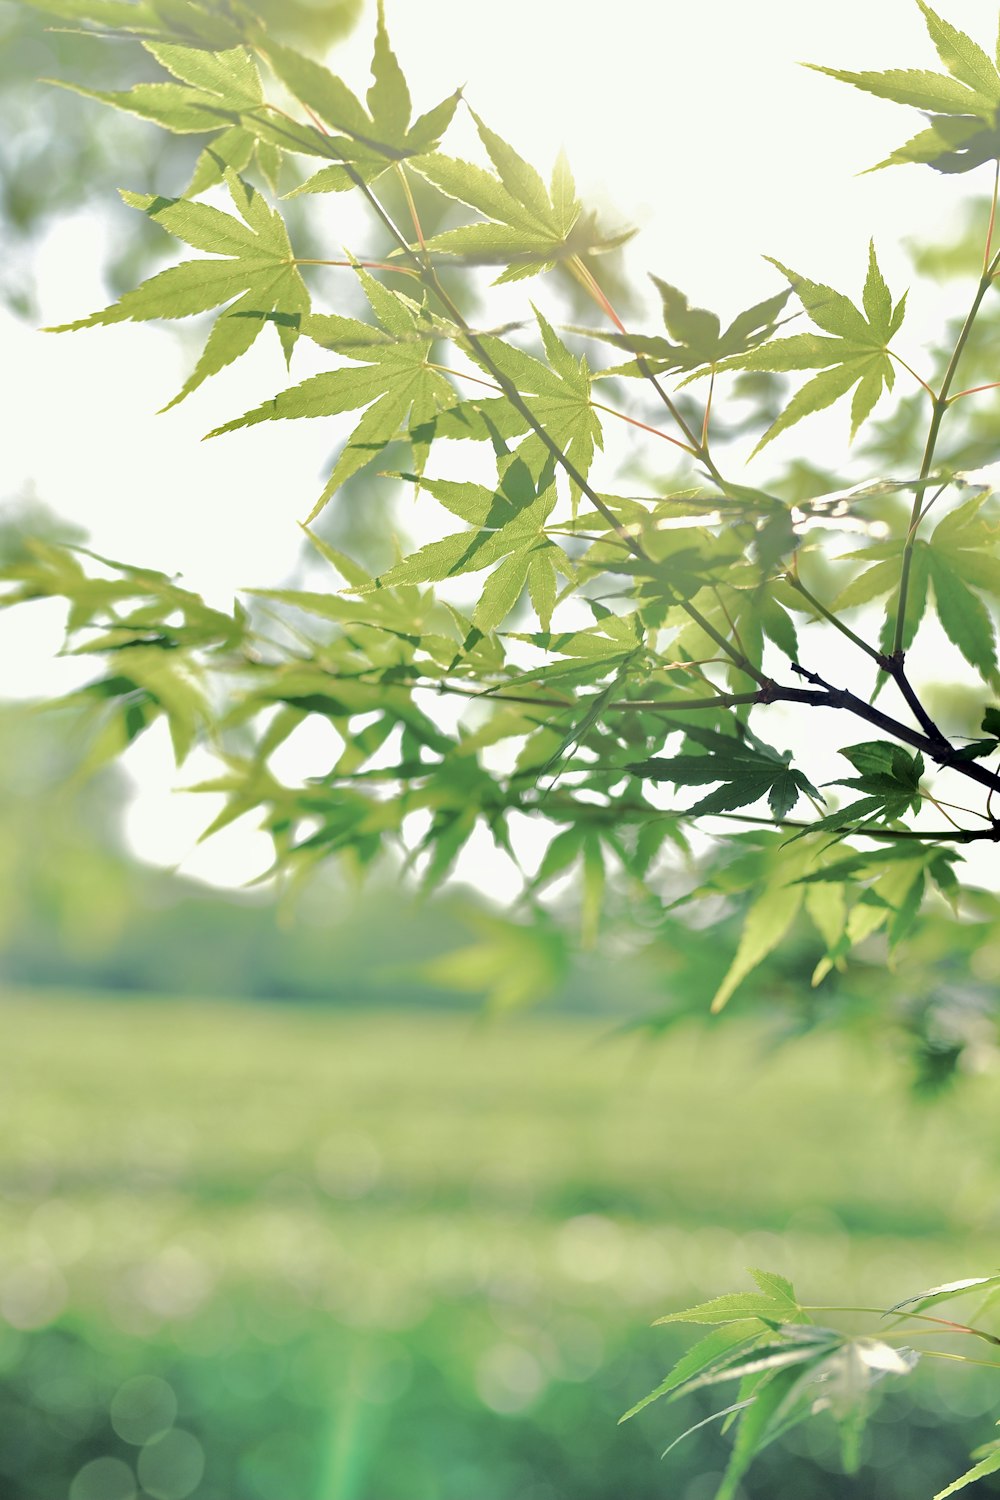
[22, 0, 248, 48]
[413, 120, 631, 281]
[808, 3, 1000, 174]
[205, 268, 459, 520]
[338, 453, 558, 632]
[805, 740, 925, 834]
[463, 309, 603, 499]
[836, 491, 1000, 680]
[580, 280, 792, 380]
[47, 38, 261, 133]
[723, 243, 906, 453]
[47, 170, 310, 408]
[630, 722, 818, 819]
[261, 1, 461, 193]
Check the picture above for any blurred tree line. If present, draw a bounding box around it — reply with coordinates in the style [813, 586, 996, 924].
[0, 699, 524, 1005]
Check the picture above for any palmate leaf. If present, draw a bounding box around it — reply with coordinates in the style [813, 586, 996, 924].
[629, 722, 819, 820]
[466, 310, 603, 498]
[23, 0, 249, 48]
[808, 3, 1000, 174]
[413, 118, 628, 281]
[797, 740, 924, 839]
[269, 2, 461, 195]
[836, 492, 1000, 680]
[47, 38, 262, 140]
[207, 268, 459, 519]
[650, 1274, 920, 1498]
[47, 170, 309, 406]
[620, 1323, 763, 1423]
[582, 282, 791, 379]
[725, 244, 905, 453]
[355, 457, 557, 595]
[833, 739, 923, 809]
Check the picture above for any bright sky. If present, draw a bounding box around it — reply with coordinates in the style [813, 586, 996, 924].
[2, 0, 999, 890]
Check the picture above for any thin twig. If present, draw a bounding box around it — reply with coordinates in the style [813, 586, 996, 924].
[887, 349, 937, 402]
[785, 572, 884, 665]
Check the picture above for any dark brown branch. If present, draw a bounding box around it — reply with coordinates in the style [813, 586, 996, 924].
[687, 812, 1000, 845]
[883, 653, 951, 748]
[780, 665, 1000, 797]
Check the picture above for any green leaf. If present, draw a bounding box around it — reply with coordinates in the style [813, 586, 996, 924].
[49, 172, 309, 397]
[731, 250, 901, 451]
[807, 10, 1000, 173]
[630, 726, 818, 823]
[468, 328, 601, 501]
[527, 550, 558, 630]
[367, 0, 411, 140]
[185, 125, 256, 196]
[935, 1447, 1000, 1498]
[749, 1269, 801, 1316]
[265, 41, 371, 137]
[711, 878, 804, 1013]
[146, 41, 263, 107]
[755, 362, 866, 454]
[414, 118, 624, 279]
[805, 64, 996, 118]
[886, 1274, 1000, 1316]
[862, 239, 893, 333]
[766, 258, 872, 342]
[364, 480, 555, 592]
[582, 285, 791, 378]
[655, 1293, 800, 1327]
[716, 1364, 812, 1500]
[620, 1324, 761, 1423]
[928, 551, 999, 680]
[473, 548, 533, 632]
[914, 2, 1000, 102]
[48, 77, 236, 133]
[207, 268, 457, 516]
[262, 29, 458, 178]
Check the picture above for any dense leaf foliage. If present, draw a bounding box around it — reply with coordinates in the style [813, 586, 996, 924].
[9, 1, 1000, 1492]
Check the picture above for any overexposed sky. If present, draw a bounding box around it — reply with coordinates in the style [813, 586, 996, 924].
[2, 0, 998, 887]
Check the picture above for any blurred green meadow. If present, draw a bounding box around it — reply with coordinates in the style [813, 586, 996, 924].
[4, 990, 1000, 1500]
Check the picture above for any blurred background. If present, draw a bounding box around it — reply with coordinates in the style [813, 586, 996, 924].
[7, 1, 1000, 1498]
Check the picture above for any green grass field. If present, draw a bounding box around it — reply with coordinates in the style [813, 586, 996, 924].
[2, 990, 1000, 1500]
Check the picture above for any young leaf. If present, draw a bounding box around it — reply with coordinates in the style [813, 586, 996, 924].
[654, 1292, 800, 1327]
[716, 1364, 813, 1500]
[935, 1446, 1000, 1499]
[268, 9, 460, 195]
[582, 283, 791, 380]
[749, 1269, 801, 1317]
[807, 7, 1000, 173]
[885, 1273, 1000, 1317]
[726, 245, 904, 452]
[620, 1323, 762, 1423]
[48, 171, 309, 403]
[206, 269, 457, 518]
[415, 116, 624, 279]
